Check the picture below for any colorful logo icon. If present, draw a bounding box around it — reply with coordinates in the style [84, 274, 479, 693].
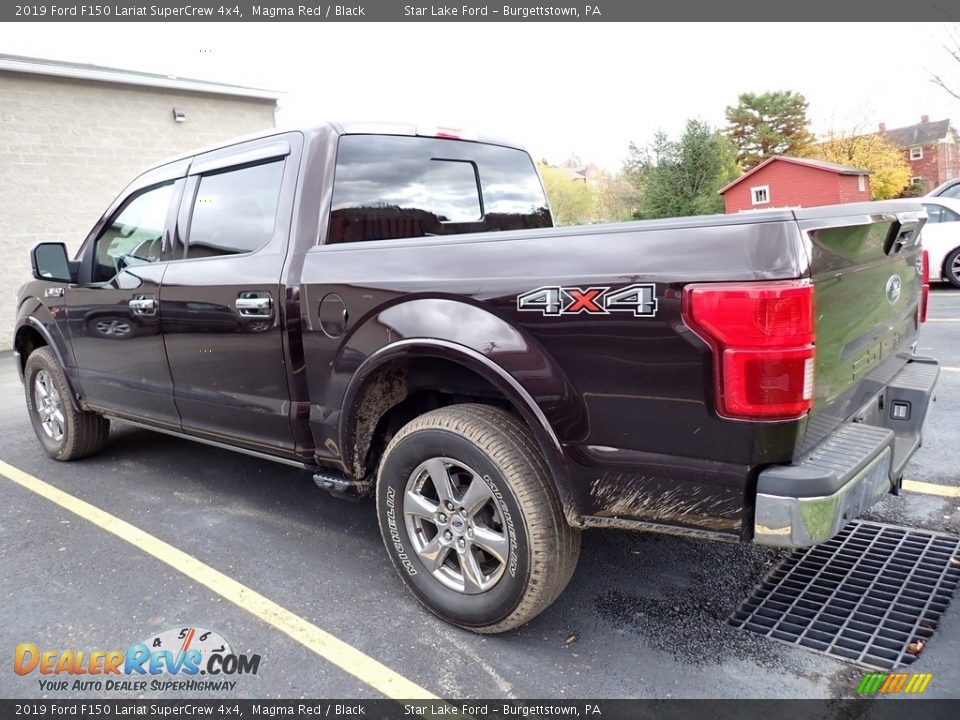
[14, 626, 260, 693]
[857, 672, 933, 695]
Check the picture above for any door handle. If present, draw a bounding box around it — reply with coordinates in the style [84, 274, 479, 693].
[235, 295, 274, 317]
[128, 295, 157, 316]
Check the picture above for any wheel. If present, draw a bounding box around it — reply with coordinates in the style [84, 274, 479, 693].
[24, 347, 110, 461]
[944, 247, 960, 289]
[376, 403, 580, 633]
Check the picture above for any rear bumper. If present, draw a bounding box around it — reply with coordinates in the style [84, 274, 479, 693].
[753, 357, 939, 547]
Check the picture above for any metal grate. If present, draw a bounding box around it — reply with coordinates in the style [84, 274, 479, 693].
[730, 521, 960, 669]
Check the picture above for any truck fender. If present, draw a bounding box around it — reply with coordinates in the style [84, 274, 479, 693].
[14, 301, 80, 409]
[335, 298, 586, 524]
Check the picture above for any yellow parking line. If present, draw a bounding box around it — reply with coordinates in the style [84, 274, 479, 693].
[902, 479, 960, 499]
[0, 460, 435, 700]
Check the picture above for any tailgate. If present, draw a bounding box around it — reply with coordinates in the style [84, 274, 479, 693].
[793, 202, 926, 455]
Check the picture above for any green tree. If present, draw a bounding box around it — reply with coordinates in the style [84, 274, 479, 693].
[725, 91, 814, 169]
[628, 120, 739, 220]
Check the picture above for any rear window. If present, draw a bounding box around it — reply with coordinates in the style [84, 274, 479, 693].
[328, 135, 551, 244]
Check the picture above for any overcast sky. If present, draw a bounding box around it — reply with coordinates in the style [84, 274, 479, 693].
[3, 22, 959, 170]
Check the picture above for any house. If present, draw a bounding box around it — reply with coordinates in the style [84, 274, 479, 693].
[878, 116, 960, 192]
[556, 160, 604, 187]
[718, 156, 872, 214]
[0, 54, 281, 349]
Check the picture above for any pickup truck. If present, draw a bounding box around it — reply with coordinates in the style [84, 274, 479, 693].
[14, 122, 940, 633]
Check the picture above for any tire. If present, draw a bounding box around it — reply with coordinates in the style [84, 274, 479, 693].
[376, 403, 580, 633]
[24, 347, 110, 461]
[944, 247, 960, 289]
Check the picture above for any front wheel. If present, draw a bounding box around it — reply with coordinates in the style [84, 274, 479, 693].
[944, 247, 960, 289]
[376, 404, 580, 633]
[24, 347, 110, 461]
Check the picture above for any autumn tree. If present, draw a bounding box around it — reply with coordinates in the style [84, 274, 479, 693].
[537, 162, 597, 226]
[627, 120, 739, 220]
[803, 130, 911, 200]
[725, 91, 814, 169]
[594, 173, 641, 222]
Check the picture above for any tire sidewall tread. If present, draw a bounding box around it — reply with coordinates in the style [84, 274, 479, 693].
[376, 403, 579, 633]
[24, 347, 109, 461]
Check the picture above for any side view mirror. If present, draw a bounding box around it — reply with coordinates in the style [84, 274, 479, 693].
[31, 242, 74, 283]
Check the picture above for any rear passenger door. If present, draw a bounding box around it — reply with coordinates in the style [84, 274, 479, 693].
[160, 134, 302, 454]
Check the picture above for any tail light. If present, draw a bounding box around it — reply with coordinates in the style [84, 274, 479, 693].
[682, 280, 815, 421]
[920, 250, 930, 324]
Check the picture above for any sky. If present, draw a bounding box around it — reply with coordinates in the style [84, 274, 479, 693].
[3, 22, 959, 171]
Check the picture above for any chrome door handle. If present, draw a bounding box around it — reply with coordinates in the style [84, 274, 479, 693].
[128, 295, 157, 316]
[235, 296, 273, 317]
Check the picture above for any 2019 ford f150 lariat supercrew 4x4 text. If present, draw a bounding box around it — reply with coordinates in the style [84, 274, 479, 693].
[14, 122, 939, 632]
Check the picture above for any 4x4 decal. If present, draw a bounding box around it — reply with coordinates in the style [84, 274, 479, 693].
[517, 284, 658, 317]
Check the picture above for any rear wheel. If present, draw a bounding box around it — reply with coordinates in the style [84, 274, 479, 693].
[24, 347, 110, 461]
[376, 404, 580, 633]
[944, 247, 960, 288]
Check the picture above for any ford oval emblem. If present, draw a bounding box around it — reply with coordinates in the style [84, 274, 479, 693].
[886, 275, 902, 304]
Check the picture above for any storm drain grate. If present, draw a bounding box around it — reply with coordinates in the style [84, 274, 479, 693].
[729, 520, 960, 669]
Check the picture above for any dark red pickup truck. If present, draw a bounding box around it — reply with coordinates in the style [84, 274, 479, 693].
[14, 122, 939, 632]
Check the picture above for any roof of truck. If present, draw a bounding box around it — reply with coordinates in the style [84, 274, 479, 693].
[140, 121, 526, 174]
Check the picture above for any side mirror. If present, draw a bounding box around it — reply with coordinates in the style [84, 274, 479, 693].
[31, 242, 73, 283]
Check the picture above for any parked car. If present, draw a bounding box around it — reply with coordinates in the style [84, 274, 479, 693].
[887, 196, 960, 287]
[14, 122, 939, 633]
[926, 177, 960, 200]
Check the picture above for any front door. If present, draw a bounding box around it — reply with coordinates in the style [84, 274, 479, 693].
[66, 172, 185, 427]
[160, 137, 300, 453]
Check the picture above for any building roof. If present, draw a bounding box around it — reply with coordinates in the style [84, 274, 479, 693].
[0, 53, 282, 101]
[882, 118, 953, 148]
[718, 155, 871, 195]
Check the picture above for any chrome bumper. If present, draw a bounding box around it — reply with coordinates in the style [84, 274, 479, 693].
[753, 357, 938, 548]
[755, 444, 893, 547]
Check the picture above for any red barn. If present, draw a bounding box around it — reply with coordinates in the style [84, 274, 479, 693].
[719, 156, 872, 214]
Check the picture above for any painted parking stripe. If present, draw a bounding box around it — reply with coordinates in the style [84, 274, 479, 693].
[925, 318, 960, 322]
[941, 367, 960, 373]
[0, 460, 436, 701]
[902, 479, 960, 499]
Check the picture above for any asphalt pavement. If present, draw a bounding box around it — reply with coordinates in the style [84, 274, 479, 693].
[1, 288, 958, 700]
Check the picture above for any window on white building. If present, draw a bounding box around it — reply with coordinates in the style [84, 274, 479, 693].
[751, 185, 770, 205]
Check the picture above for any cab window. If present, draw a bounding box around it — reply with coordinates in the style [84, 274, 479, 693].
[92, 182, 175, 283]
[184, 160, 284, 259]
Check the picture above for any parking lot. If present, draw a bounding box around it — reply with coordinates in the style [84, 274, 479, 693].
[1, 288, 958, 700]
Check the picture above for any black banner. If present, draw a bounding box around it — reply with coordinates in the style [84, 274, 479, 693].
[2, 700, 960, 720]
[3, 0, 960, 22]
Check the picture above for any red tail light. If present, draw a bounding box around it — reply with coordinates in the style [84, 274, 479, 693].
[920, 250, 930, 324]
[682, 280, 815, 421]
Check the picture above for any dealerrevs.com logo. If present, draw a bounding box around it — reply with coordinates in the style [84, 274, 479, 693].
[14, 626, 261, 693]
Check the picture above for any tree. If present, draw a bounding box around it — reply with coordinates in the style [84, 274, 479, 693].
[932, 23, 960, 100]
[593, 173, 641, 223]
[725, 91, 814, 169]
[627, 120, 739, 220]
[802, 130, 911, 200]
[537, 162, 597, 226]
